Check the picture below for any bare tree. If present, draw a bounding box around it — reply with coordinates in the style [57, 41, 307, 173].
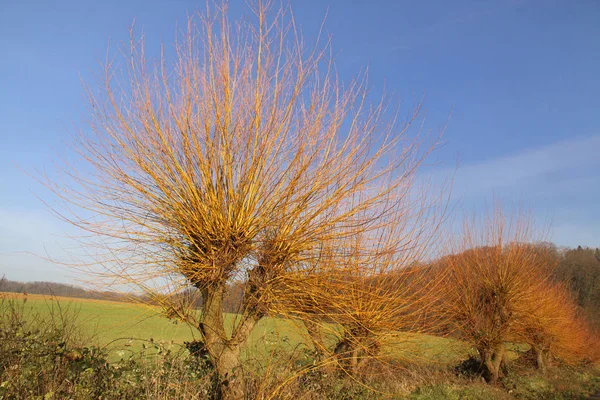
[439, 206, 553, 383]
[274, 195, 447, 377]
[520, 280, 588, 372]
[44, 2, 440, 398]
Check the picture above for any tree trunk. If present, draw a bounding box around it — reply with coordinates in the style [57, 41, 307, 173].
[481, 343, 505, 383]
[201, 284, 258, 400]
[533, 345, 548, 373]
[351, 347, 361, 374]
[214, 345, 245, 400]
[304, 320, 328, 361]
[333, 337, 355, 374]
[333, 334, 377, 375]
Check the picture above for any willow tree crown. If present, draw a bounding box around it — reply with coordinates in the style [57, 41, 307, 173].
[49, 2, 437, 299]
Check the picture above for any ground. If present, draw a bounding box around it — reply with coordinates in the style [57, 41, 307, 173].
[3, 292, 599, 399]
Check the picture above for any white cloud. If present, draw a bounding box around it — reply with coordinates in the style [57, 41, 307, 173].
[434, 134, 600, 247]
[448, 134, 600, 199]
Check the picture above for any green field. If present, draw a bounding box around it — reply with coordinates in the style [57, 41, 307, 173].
[4, 293, 472, 365]
[3, 292, 600, 399]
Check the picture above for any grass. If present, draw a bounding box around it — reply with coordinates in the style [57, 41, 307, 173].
[0, 293, 535, 364]
[0, 293, 335, 364]
[4, 292, 476, 370]
[384, 332, 472, 365]
[3, 293, 196, 358]
[407, 382, 513, 400]
[4, 292, 599, 399]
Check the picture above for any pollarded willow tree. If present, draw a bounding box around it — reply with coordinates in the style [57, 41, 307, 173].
[45, 2, 442, 398]
[272, 197, 447, 377]
[440, 206, 555, 383]
[520, 268, 600, 372]
[520, 280, 585, 372]
[440, 207, 600, 383]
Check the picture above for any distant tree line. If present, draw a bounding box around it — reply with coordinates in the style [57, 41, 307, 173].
[3, 243, 599, 329]
[553, 245, 600, 330]
[0, 275, 247, 313]
[0, 276, 136, 303]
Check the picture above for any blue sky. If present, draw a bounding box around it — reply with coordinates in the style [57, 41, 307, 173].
[1, 0, 599, 283]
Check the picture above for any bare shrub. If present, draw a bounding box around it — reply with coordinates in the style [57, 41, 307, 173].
[439, 206, 553, 383]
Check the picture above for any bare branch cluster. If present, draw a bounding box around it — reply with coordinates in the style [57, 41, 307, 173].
[438, 205, 598, 382]
[45, 2, 444, 398]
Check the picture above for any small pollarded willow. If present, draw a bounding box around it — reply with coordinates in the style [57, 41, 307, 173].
[440, 206, 555, 383]
[520, 271, 600, 371]
[45, 2, 441, 398]
[520, 280, 583, 371]
[270, 198, 448, 378]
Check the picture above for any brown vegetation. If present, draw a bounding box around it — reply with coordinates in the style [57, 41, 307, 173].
[273, 205, 446, 378]
[439, 207, 600, 383]
[440, 208, 552, 382]
[554, 246, 600, 330]
[519, 280, 589, 371]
